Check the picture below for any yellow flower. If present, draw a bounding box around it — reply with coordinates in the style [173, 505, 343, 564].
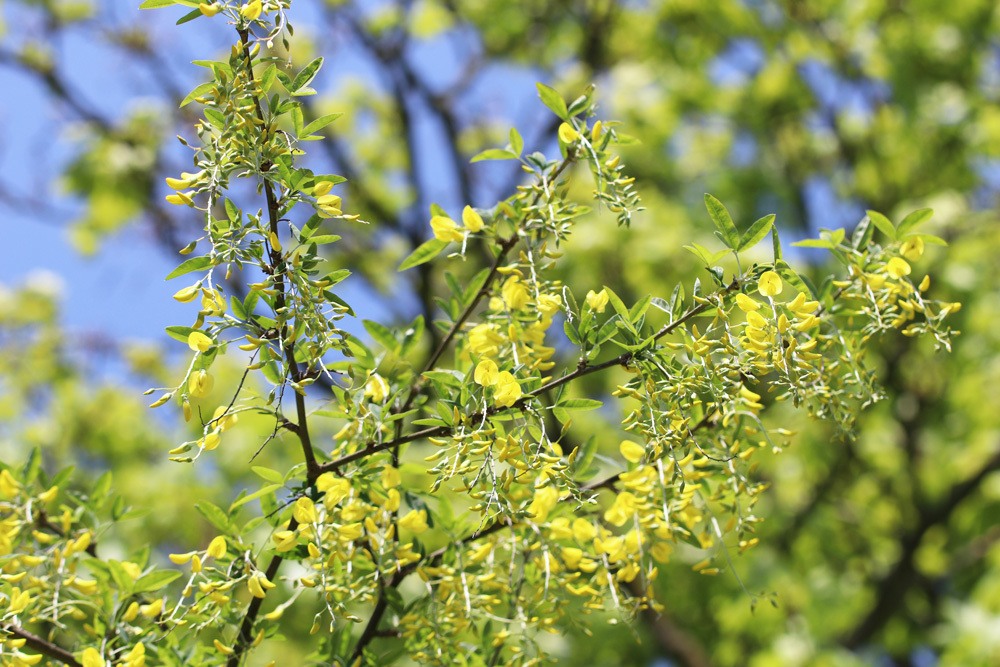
[122, 601, 140, 623]
[7, 587, 33, 615]
[619, 440, 645, 464]
[0, 469, 19, 499]
[207, 536, 227, 560]
[201, 289, 226, 315]
[501, 276, 530, 310]
[757, 270, 783, 297]
[337, 522, 363, 541]
[213, 640, 234, 656]
[165, 191, 194, 206]
[603, 491, 637, 527]
[561, 547, 583, 570]
[462, 205, 484, 233]
[212, 405, 238, 431]
[381, 465, 401, 489]
[240, 0, 262, 21]
[123, 643, 145, 667]
[188, 369, 214, 397]
[537, 293, 562, 316]
[558, 122, 581, 144]
[900, 236, 924, 261]
[316, 194, 342, 218]
[316, 473, 351, 506]
[293, 497, 318, 524]
[430, 215, 463, 242]
[365, 373, 389, 403]
[492, 371, 522, 408]
[735, 293, 761, 312]
[651, 542, 673, 563]
[313, 181, 335, 197]
[198, 3, 220, 17]
[474, 359, 500, 386]
[585, 289, 609, 313]
[468, 323, 504, 356]
[246, 572, 274, 599]
[272, 530, 298, 552]
[886, 257, 911, 279]
[187, 331, 213, 353]
[399, 509, 429, 534]
[173, 285, 200, 303]
[572, 518, 596, 542]
[527, 485, 559, 522]
[140, 598, 163, 618]
[787, 291, 819, 315]
[199, 432, 221, 451]
[169, 551, 196, 565]
[81, 648, 104, 667]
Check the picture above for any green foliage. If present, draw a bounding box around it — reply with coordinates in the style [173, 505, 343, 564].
[1, 1, 997, 667]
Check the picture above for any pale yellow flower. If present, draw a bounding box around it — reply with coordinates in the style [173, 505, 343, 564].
[585, 288, 609, 313]
[757, 270, 782, 297]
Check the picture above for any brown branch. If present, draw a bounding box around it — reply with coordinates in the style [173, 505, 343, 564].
[225, 28, 320, 667]
[2, 624, 82, 667]
[842, 445, 1000, 649]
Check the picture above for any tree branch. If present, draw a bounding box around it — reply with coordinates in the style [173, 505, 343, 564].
[842, 445, 1000, 649]
[2, 624, 82, 667]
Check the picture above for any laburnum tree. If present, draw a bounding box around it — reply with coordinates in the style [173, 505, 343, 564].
[0, 1, 978, 667]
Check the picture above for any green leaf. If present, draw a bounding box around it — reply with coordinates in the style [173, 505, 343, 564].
[195, 501, 233, 533]
[897, 208, 934, 238]
[603, 286, 631, 322]
[399, 238, 448, 271]
[259, 64, 278, 95]
[134, 570, 182, 594]
[593, 315, 620, 346]
[556, 398, 603, 411]
[364, 320, 397, 352]
[791, 238, 835, 249]
[771, 225, 782, 261]
[175, 7, 202, 24]
[775, 261, 816, 297]
[250, 466, 284, 484]
[164, 326, 197, 344]
[470, 148, 519, 163]
[422, 370, 463, 388]
[915, 233, 948, 246]
[179, 81, 214, 107]
[738, 214, 775, 251]
[683, 243, 730, 266]
[230, 484, 284, 510]
[261, 361, 283, 385]
[166, 255, 213, 280]
[139, 0, 177, 8]
[866, 210, 896, 240]
[290, 57, 324, 94]
[536, 82, 569, 120]
[704, 194, 740, 249]
[629, 294, 652, 324]
[307, 234, 341, 245]
[509, 127, 524, 156]
[300, 112, 343, 139]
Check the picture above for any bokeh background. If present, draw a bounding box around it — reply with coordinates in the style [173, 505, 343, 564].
[3, 1, 1000, 665]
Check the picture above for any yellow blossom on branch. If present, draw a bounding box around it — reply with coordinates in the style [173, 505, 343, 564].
[430, 215, 463, 242]
[462, 205, 485, 233]
[757, 270, 783, 297]
[585, 288, 609, 313]
[474, 359, 499, 386]
[886, 257, 911, 279]
[492, 371, 522, 407]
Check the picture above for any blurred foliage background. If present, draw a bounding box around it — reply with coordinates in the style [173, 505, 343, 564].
[2, 0, 1000, 665]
